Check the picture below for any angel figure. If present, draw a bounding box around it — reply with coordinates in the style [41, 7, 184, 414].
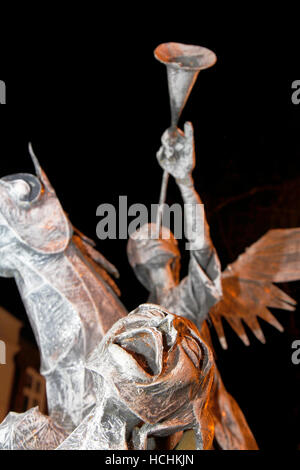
[127, 122, 300, 450]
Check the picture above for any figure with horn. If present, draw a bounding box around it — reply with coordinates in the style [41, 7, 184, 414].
[127, 42, 300, 450]
[127, 120, 258, 450]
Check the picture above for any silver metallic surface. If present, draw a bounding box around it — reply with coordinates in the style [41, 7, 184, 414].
[0, 148, 127, 438]
[1, 41, 299, 451]
[154, 43, 217, 233]
[127, 120, 258, 450]
[154, 43, 217, 128]
[128, 121, 223, 326]
[58, 304, 215, 450]
[0, 408, 68, 450]
[210, 228, 300, 349]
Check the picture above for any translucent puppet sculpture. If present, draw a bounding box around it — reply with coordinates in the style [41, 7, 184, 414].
[125, 42, 300, 450]
[127, 122, 258, 450]
[58, 304, 215, 450]
[0, 147, 127, 436]
[1, 41, 300, 452]
[150, 42, 300, 354]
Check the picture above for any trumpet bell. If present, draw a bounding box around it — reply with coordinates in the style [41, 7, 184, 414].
[154, 43, 217, 71]
[154, 42, 217, 127]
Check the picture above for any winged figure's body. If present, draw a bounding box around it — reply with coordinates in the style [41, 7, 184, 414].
[127, 122, 299, 449]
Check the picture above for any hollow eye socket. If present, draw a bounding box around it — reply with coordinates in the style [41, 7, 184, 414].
[2, 173, 42, 202]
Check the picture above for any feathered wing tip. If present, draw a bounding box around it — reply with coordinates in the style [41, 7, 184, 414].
[82, 239, 120, 279]
[71, 224, 119, 278]
[72, 225, 97, 248]
[233, 228, 300, 283]
[209, 228, 300, 349]
[72, 233, 121, 297]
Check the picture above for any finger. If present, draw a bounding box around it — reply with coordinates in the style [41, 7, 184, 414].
[156, 147, 164, 162]
[184, 121, 194, 142]
[161, 128, 171, 146]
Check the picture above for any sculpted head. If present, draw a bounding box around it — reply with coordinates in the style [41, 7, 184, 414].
[86, 304, 214, 449]
[0, 148, 71, 277]
[127, 223, 181, 294]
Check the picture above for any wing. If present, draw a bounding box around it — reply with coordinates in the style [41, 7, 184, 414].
[209, 228, 300, 349]
[72, 234, 121, 297]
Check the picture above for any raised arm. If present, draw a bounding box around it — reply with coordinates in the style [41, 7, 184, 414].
[157, 122, 219, 275]
[156, 122, 222, 323]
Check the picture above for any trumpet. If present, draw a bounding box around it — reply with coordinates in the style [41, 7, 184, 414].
[154, 42, 217, 233]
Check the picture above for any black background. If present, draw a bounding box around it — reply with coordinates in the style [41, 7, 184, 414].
[0, 35, 300, 450]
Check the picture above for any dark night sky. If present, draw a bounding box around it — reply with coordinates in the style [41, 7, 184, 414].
[0, 36, 300, 449]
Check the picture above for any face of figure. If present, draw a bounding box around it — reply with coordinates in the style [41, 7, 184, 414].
[0, 172, 71, 277]
[147, 257, 176, 292]
[87, 304, 214, 436]
[127, 223, 181, 294]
